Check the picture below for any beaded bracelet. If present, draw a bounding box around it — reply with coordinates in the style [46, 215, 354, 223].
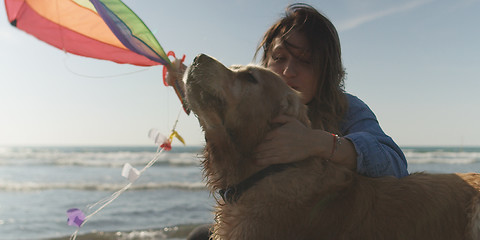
[327, 134, 342, 161]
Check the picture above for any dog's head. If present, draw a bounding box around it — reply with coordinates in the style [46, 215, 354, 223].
[185, 54, 310, 188]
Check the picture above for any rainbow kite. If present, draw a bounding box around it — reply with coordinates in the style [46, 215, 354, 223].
[4, 0, 189, 113]
[5, 1, 190, 238]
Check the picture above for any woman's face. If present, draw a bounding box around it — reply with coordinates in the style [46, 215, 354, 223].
[266, 32, 318, 104]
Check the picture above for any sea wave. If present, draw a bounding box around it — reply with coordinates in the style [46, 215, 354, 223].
[3, 146, 479, 166]
[0, 146, 203, 167]
[46, 224, 204, 240]
[404, 150, 480, 164]
[0, 180, 207, 192]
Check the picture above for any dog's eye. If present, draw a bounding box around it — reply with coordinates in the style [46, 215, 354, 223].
[237, 71, 258, 84]
[245, 72, 258, 84]
[247, 74, 257, 84]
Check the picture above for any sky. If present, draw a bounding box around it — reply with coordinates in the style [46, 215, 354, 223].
[0, 0, 479, 147]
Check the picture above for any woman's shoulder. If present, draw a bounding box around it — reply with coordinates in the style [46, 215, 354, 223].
[344, 93, 374, 115]
[341, 93, 378, 130]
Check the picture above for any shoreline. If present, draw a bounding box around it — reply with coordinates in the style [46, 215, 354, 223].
[45, 223, 208, 240]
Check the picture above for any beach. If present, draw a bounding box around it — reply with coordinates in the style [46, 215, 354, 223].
[0, 146, 479, 240]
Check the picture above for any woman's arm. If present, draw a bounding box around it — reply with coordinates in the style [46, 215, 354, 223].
[340, 94, 408, 178]
[254, 115, 358, 172]
[255, 94, 408, 178]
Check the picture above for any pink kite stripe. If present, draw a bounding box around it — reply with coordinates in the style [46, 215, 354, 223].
[4, 0, 23, 23]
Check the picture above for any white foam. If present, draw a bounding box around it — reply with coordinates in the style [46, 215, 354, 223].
[0, 149, 201, 167]
[404, 150, 480, 164]
[0, 180, 206, 192]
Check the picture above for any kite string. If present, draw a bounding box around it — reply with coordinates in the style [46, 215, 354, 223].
[62, 53, 151, 79]
[81, 182, 133, 228]
[70, 229, 79, 240]
[69, 147, 166, 240]
[69, 109, 184, 240]
[172, 108, 182, 130]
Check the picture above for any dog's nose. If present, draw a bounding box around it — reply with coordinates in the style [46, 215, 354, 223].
[193, 54, 214, 65]
[193, 54, 205, 62]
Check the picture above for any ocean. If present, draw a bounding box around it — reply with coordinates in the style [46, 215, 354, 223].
[1, 145, 479, 240]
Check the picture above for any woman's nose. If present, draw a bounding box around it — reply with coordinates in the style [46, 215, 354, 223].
[282, 59, 297, 78]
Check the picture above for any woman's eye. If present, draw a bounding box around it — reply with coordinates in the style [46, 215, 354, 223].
[272, 55, 285, 62]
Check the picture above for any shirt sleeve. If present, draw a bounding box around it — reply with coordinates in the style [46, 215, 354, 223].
[340, 94, 408, 178]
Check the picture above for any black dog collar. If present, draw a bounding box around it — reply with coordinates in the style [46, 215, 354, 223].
[219, 163, 295, 204]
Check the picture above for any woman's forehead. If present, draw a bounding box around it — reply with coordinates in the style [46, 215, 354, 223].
[271, 35, 311, 59]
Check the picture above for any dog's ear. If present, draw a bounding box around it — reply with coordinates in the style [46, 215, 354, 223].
[281, 92, 311, 127]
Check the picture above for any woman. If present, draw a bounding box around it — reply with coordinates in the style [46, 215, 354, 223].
[169, 4, 408, 178]
[170, 4, 408, 239]
[252, 3, 408, 178]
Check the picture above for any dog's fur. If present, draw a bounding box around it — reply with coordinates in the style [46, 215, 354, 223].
[185, 54, 480, 240]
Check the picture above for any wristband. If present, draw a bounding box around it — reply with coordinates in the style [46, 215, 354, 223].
[327, 134, 341, 161]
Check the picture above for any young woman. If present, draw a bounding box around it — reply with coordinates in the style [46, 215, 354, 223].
[168, 4, 408, 179]
[169, 4, 408, 239]
[252, 4, 408, 178]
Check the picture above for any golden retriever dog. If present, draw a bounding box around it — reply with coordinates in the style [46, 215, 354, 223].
[185, 54, 480, 240]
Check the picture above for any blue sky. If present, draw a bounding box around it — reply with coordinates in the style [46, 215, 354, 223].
[0, 0, 479, 147]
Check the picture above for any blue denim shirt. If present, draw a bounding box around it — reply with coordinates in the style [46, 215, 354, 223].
[340, 93, 408, 178]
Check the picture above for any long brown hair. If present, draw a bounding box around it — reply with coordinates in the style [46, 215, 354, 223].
[256, 3, 347, 133]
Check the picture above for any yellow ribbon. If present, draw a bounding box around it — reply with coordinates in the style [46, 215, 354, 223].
[168, 130, 185, 145]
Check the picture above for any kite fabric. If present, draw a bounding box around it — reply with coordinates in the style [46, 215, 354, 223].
[66, 208, 85, 227]
[5, 0, 190, 113]
[4, 0, 170, 66]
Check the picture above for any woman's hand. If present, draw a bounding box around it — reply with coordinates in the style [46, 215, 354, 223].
[255, 115, 319, 166]
[165, 58, 187, 86]
[255, 115, 358, 170]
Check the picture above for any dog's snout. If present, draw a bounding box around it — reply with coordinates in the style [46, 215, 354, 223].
[192, 54, 202, 64]
[193, 54, 209, 64]
[193, 54, 219, 66]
